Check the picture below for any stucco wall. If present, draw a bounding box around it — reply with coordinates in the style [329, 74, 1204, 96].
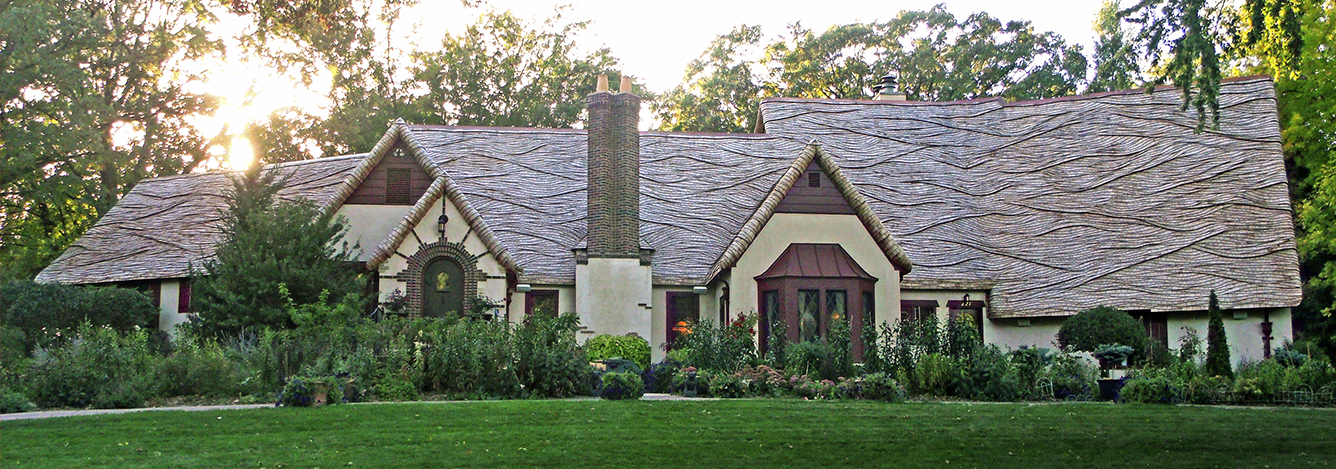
[985, 316, 1065, 351]
[1165, 308, 1292, 365]
[728, 213, 901, 332]
[335, 204, 413, 261]
[156, 279, 190, 336]
[576, 258, 652, 341]
[962, 308, 1292, 366]
[508, 286, 577, 325]
[650, 286, 707, 362]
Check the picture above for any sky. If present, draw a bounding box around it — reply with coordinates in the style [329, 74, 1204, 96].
[210, 0, 1110, 168]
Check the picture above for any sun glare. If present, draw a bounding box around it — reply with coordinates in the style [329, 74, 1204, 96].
[228, 137, 254, 170]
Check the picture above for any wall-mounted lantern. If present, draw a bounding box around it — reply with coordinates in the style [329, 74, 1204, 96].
[437, 210, 449, 238]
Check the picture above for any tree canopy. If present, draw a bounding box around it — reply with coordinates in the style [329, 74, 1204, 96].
[655, 6, 1088, 133]
[0, 0, 226, 281]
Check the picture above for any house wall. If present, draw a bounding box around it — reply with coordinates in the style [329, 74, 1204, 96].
[508, 285, 577, 324]
[985, 316, 1065, 351]
[728, 213, 902, 337]
[575, 258, 653, 341]
[956, 307, 1292, 366]
[649, 285, 713, 362]
[374, 197, 509, 316]
[156, 279, 190, 336]
[899, 289, 990, 322]
[336, 205, 413, 261]
[1165, 308, 1292, 365]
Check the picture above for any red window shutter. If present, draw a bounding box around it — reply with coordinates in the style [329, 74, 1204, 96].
[178, 281, 192, 313]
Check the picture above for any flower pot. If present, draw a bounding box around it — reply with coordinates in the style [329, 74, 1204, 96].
[1097, 378, 1126, 402]
[312, 383, 331, 407]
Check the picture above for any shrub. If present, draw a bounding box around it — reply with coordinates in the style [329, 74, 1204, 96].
[1274, 348, 1308, 368]
[1044, 352, 1099, 400]
[706, 373, 748, 398]
[0, 280, 157, 346]
[27, 323, 156, 409]
[1205, 291, 1233, 379]
[784, 340, 830, 379]
[643, 358, 682, 393]
[599, 371, 644, 400]
[584, 334, 651, 371]
[1009, 347, 1053, 396]
[913, 353, 963, 396]
[1121, 375, 1183, 404]
[377, 377, 420, 402]
[848, 372, 906, 402]
[827, 319, 854, 379]
[155, 337, 245, 398]
[737, 365, 785, 398]
[278, 376, 343, 407]
[959, 345, 1022, 401]
[514, 313, 590, 398]
[675, 316, 756, 373]
[1177, 326, 1204, 363]
[0, 388, 35, 414]
[0, 325, 25, 365]
[1057, 306, 1148, 359]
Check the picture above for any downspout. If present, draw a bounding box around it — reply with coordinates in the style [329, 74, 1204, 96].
[719, 280, 731, 324]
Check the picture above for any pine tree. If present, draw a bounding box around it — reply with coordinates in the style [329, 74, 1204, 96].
[1205, 290, 1233, 378]
[191, 165, 364, 337]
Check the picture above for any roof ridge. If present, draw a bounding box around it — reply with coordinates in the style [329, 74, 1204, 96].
[758, 76, 1275, 108]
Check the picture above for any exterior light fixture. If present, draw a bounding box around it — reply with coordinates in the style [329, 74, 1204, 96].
[437, 211, 449, 237]
[516, 284, 532, 293]
[962, 293, 971, 303]
[693, 286, 708, 295]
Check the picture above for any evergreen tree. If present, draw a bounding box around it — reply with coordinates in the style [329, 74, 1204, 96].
[190, 165, 364, 337]
[1205, 290, 1233, 378]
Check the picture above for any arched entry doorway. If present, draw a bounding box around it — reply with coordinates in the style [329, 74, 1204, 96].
[422, 257, 466, 318]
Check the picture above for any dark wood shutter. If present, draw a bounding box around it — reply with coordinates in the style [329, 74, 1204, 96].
[178, 280, 192, 313]
[386, 168, 412, 205]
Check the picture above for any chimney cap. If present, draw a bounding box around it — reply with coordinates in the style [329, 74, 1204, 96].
[596, 75, 609, 93]
[872, 72, 899, 95]
[619, 76, 633, 94]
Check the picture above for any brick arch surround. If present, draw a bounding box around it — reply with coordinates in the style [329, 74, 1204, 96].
[402, 241, 484, 318]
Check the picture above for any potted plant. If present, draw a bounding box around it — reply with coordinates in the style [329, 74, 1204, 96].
[1093, 344, 1134, 400]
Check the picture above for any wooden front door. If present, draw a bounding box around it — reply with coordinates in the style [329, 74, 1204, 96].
[423, 258, 465, 318]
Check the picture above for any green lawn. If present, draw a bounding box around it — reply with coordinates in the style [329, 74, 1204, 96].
[3, 400, 1333, 468]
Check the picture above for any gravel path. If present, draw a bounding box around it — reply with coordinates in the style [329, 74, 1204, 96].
[0, 404, 272, 422]
[0, 394, 715, 421]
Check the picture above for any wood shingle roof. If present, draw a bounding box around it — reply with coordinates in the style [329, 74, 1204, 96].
[36, 77, 1302, 317]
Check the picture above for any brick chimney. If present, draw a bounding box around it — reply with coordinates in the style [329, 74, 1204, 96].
[573, 75, 653, 347]
[586, 75, 641, 257]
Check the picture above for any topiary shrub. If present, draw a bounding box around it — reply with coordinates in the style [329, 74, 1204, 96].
[584, 334, 651, 371]
[599, 371, 644, 400]
[1057, 306, 1149, 360]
